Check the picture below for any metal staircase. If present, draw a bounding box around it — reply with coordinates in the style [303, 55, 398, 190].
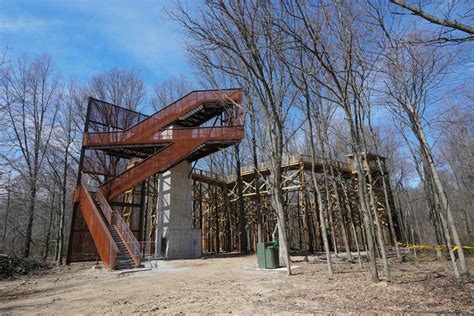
[69, 89, 244, 270]
[109, 227, 136, 270]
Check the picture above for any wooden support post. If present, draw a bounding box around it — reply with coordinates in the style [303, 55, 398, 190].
[215, 186, 220, 253]
[299, 162, 313, 253]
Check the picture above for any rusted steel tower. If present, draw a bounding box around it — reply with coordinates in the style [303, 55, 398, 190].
[66, 89, 244, 270]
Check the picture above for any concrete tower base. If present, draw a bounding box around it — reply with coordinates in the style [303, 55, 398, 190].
[155, 161, 202, 259]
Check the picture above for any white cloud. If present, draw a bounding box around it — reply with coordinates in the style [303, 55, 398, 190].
[0, 16, 57, 33]
[61, 0, 188, 76]
[0, 0, 191, 83]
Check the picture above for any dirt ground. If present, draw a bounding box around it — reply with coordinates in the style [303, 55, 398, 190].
[0, 254, 472, 314]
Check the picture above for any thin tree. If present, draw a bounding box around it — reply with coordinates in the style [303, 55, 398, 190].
[381, 37, 469, 277]
[87, 67, 146, 111]
[46, 81, 79, 264]
[279, 1, 381, 281]
[151, 75, 193, 111]
[0, 54, 60, 257]
[171, 1, 296, 274]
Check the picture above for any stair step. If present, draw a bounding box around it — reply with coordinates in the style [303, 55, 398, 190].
[109, 225, 136, 270]
[116, 264, 135, 268]
[117, 254, 132, 259]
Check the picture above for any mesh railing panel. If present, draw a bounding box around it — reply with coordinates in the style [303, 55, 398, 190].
[112, 212, 141, 266]
[84, 89, 242, 147]
[88, 98, 148, 132]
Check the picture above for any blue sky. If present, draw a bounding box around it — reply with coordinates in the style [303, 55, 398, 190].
[0, 0, 191, 85]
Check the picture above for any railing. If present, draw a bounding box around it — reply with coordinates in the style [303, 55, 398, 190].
[84, 125, 244, 147]
[192, 169, 227, 183]
[96, 190, 113, 224]
[82, 89, 242, 147]
[112, 211, 141, 267]
[75, 185, 119, 270]
[366, 159, 386, 173]
[99, 126, 244, 200]
[100, 138, 207, 200]
[281, 154, 351, 171]
[202, 153, 353, 184]
[128, 89, 242, 135]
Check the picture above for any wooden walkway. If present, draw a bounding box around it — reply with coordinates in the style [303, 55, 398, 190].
[191, 154, 353, 186]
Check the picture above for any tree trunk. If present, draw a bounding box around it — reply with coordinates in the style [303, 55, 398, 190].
[44, 192, 56, 260]
[57, 142, 70, 264]
[366, 167, 390, 278]
[250, 113, 263, 243]
[353, 152, 380, 282]
[299, 161, 313, 252]
[267, 121, 292, 275]
[328, 165, 352, 260]
[24, 183, 37, 258]
[303, 99, 333, 274]
[1, 182, 11, 253]
[234, 144, 247, 254]
[313, 175, 333, 275]
[414, 118, 468, 276]
[327, 198, 338, 257]
[376, 159, 401, 260]
[271, 168, 292, 275]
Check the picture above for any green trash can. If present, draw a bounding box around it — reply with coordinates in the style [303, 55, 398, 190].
[265, 245, 279, 269]
[257, 240, 280, 269]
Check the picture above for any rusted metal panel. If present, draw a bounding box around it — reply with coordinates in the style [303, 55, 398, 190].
[77, 186, 119, 269]
[83, 89, 243, 147]
[99, 126, 244, 200]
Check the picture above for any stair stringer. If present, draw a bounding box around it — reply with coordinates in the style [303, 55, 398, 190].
[99, 139, 208, 201]
[73, 185, 120, 270]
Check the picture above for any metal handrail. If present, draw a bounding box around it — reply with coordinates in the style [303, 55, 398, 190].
[125, 89, 242, 132]
[96, 190, 113, 224]
[99, 125, 245, 199]
[112, 211, 141, 266]
[83, 89, 242, 146]
[84, 125, 245, 147]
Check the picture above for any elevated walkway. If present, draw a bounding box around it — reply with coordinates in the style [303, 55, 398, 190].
[191, 154, 353, 187]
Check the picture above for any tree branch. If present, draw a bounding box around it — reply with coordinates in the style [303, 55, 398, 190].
[390, 0, 474, 35]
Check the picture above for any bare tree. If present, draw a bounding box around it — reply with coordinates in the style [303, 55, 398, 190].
[389, 0, 474, 43]
[151, 75, 193, 111]
[0, 54, 61, 257]
[171, 0, 296, 274]
[381, 33, 469, 277]
[283, 50, 335, 273]
[45, 80, 80, 264]
[439, 105, 474, 229]
[279, 1, 382, 281]
[87, 67, 146, 111]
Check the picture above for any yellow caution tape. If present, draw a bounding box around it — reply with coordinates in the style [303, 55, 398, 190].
[397, 241, 473, 251]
